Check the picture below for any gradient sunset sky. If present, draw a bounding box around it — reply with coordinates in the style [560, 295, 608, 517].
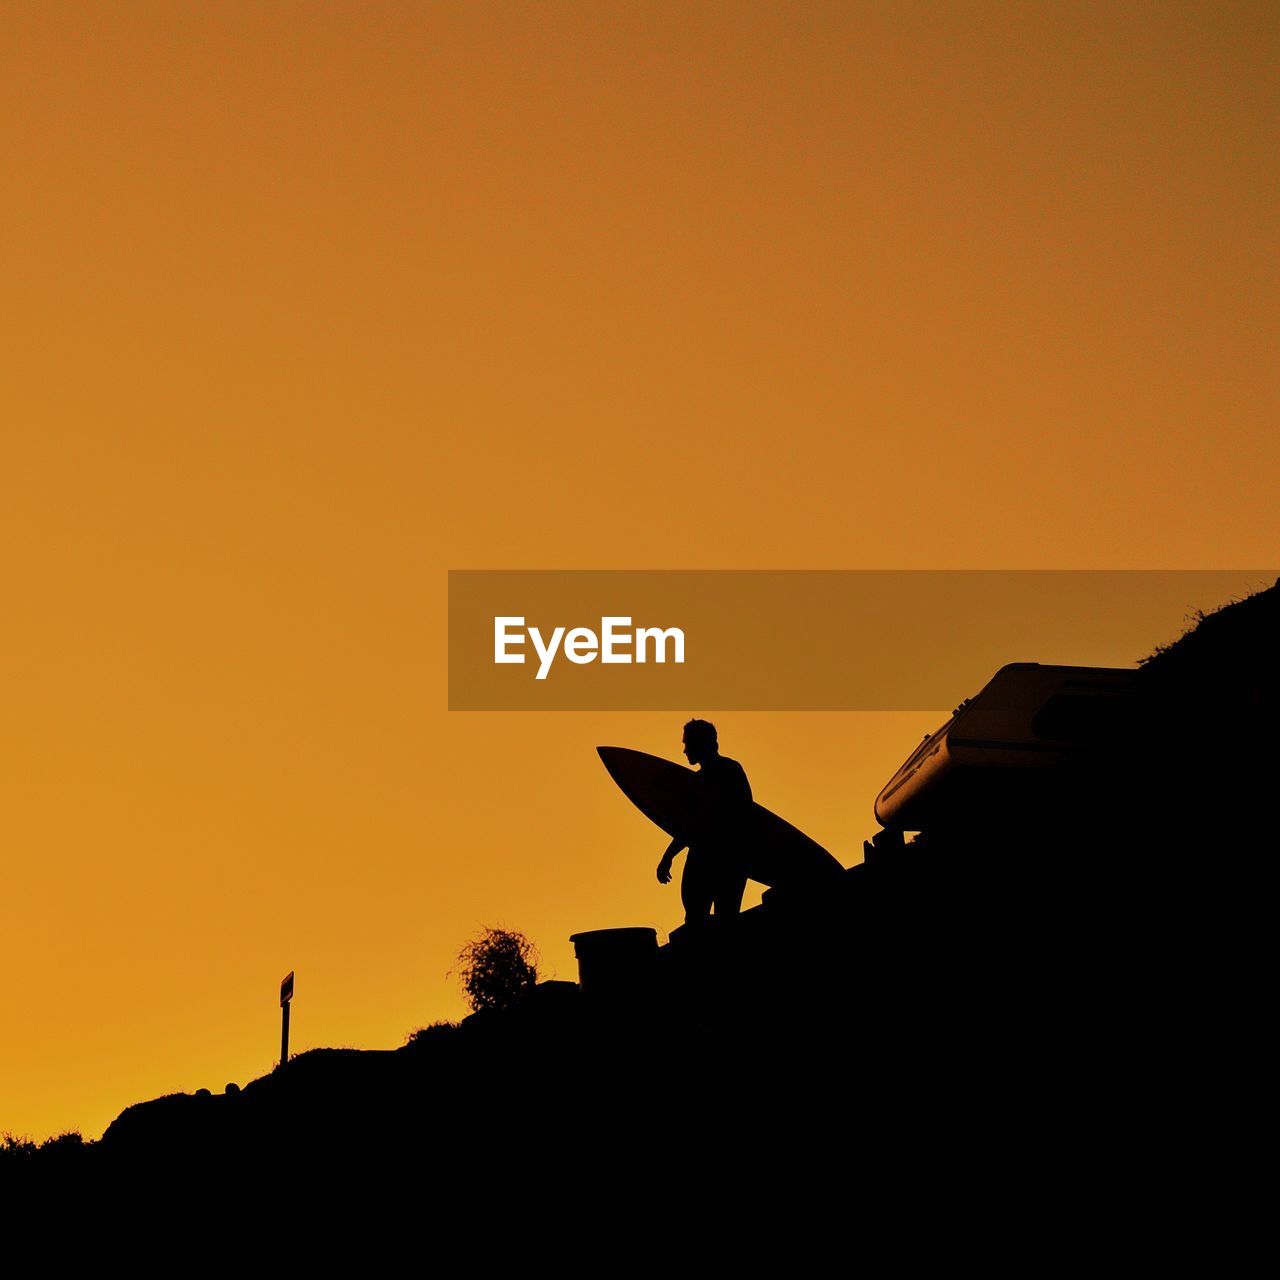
[2, 2, 1276, 1139]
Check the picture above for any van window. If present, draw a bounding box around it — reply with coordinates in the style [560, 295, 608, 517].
[1031, 694, 1132, 744]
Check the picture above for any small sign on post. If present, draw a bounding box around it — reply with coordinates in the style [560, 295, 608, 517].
[279, 971, 294, 1069]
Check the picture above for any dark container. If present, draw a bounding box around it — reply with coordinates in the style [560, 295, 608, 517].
[569, 927, 659, 998]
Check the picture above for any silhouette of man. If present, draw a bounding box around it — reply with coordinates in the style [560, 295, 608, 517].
[656, 719, 752, 925]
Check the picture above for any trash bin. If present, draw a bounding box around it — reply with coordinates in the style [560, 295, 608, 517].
[569, 927, 659, 999]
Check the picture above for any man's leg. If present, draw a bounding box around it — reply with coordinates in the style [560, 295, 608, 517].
[713, 861, 748, 918]
[681, 845, 715, 926]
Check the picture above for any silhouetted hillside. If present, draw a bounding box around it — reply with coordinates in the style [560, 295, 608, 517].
[7, 581, 1276, 1206]
[1140, 576, 1280, 680]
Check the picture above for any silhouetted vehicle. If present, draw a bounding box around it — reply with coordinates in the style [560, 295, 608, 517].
[873, 663, 1137, 831]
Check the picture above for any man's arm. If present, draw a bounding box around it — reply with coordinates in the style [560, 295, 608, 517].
[656, 835, 686, 884]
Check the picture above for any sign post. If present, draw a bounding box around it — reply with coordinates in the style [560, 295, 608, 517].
[279, 971, 294, 1069]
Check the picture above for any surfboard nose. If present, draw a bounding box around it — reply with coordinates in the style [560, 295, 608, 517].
[597, 745, 657, 780]
[596, 745, 628, 783]
[596, 747, 637, 783]
[597, 745, 632, 768]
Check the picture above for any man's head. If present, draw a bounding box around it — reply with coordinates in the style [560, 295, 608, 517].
[682, 718, 719, 766]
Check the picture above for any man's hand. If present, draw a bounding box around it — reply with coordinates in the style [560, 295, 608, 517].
[656, 836, 684, 885]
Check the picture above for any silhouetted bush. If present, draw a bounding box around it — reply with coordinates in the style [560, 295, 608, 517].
[453, 927, 538, 1012]
[0, 1130, 85, 1172]
[1, 1133, 38, 1164]
[406, 1020, 459, 1045]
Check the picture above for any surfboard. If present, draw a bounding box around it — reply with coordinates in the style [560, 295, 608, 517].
[597, 746, 845, 890]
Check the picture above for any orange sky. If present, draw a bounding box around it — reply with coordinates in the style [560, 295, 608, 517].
[2, 2, 1276, 1140]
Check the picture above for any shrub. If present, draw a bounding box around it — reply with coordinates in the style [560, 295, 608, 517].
[453, 927, 538, 1012]
[0, 1130, 84, 1170]
[406, 1020, 459, 1046]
